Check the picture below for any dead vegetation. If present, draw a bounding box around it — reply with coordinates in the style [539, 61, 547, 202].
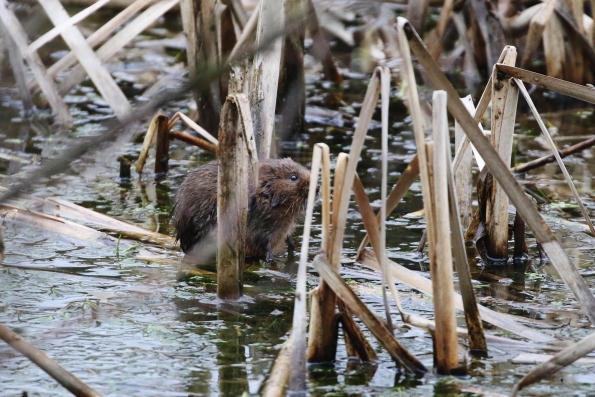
[2, 0, 595, 396]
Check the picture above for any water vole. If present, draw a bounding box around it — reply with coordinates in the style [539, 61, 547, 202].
[172, 158, 311, 262]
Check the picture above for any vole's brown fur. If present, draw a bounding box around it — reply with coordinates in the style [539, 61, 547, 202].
[172, 158, 310, 261]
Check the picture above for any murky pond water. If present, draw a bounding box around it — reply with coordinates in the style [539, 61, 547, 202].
[2, 4, 595, 397]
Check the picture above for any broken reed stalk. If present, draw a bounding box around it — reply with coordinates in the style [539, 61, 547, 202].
[514, 78, 595, 237]
[42, 0, 155, 84]
[452, 45, 515, 174]
[0, 322, 103, 397]
[169, 112, 219, 145]
[488, 46, 518, 260]
[261, 337, 292, 397]
[358, 250, 553, 343]
[288, 143, 329, 393]
[353, 173, 433, 343]
[227, 6, 259, 63]
[520, 0, 557, 70]
[399, 17, 595, 323]
[0, 0, 72, 126]
[496, 64, 595, 104]
[512, 135, 595, 173]
[396, 18, 436, 269]
[39, 0, 131, 120]
[447, 126, 488, 354]
[217, 94, 252, 300]
[378, 66, 394, 335]
[323, 154, 375, 361]
[352, 175, 395, 320]
[137, 111, 219, 175]
[0, 20, 34, 113]
[430, 91, 459, 373]
[305, 0, 343, 83]
[154, 114, 170, 176]
[311, 254, 426, 375]
[136, 115, 159, 173]
[250, 0, 285, 159]
[0, 0, 307, 210]
[25, 0, 111, 56]
[1, 205, 112, 244]
[57, 0, 178, 99]
[168, 130, 218, 154]
[308, 68, 383, 362]
[454, 96, 475, 228]
[356, 156, 420, 256]
[510, 330, 595, 396]
[337, 307, 377, 361]
[221, 0, 248, 29]
[307, 153, 346, 362]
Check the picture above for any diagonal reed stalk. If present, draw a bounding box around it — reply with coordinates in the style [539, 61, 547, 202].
[514, 78, 595, 237]
[0, 323, 103, 397]
[399, 17, 595, 323]
[510, 330, 595, 396]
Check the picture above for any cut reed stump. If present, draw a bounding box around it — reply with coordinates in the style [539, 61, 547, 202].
[216, 94, 252, 299]
[154, 114, 170, 178]
[487, 46, 518, 260]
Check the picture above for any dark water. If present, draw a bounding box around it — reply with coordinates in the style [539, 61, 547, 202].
[1, 4, 595, 397]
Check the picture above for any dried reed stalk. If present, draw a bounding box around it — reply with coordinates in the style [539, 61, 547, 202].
[136, 115, 160, 174]
[154, 115, 170, 176]
[42, 0, 154, 84]
[430, 91, 459, 373]
[312, 254, 426, 374]
[168, 130, 218, 154]
[359, 250, 553, 343]
[487, 46, 518, 259]
[58, 0, 179, 97]
[261, 337, 292, 397]
[520, 0, 557, 69]
[0, 21, 33, 113]
[169, 112, 219, 145]
[396, 17, 436, 262]
[510, 331, 595, 396]
[447, 126, 488, 354]
[0, 323, 103, 397]
[378, 66, 394, 333]
[515, 78, 595, 236]
[309, 70, 383, 362]
[495, 64, 595, 103]
[452, 46, 510, 173]
[26, 0, 112, 56]
[250, 0, 285, 159]
[39, 0, 131, 120]
[401, 17, 595, 323]
[356, 156, 419, 256]
[0, 0, 71, 126]
[307, 152, 347, 362]
[543, 12, 565, 78]
[217, 94, 251, 299]
[512, 136, 595, 173]
[289, 143, 329, 392]
[0, 205, 111, 244]
[454, 96, 474, 228]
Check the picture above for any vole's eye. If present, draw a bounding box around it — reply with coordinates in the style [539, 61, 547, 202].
[290, 174, 298, 181]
